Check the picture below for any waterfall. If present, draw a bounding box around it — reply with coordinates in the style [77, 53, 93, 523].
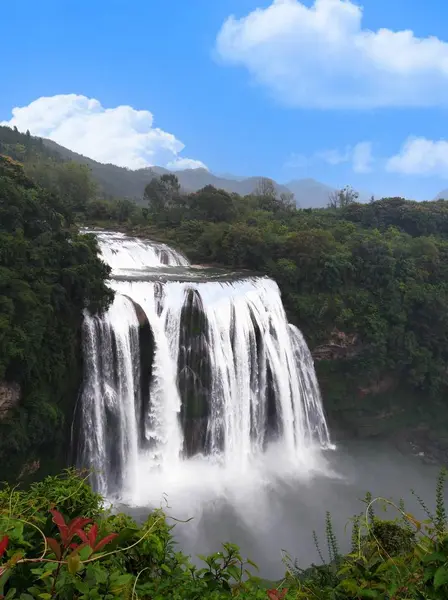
[93, 230, 189, 274]
[77, 231, 332, 500]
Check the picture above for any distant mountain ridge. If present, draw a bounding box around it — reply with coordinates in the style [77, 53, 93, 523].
[434, 188, 448, 201]
[40, 137, 364, 208]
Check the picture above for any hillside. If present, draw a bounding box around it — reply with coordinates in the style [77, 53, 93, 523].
[43, 139, 378, 207]
[42, 139, 306, 203]
[285, 178, 337, 208]
[0, 126, 370, 207]
[434, 188, 448, 200]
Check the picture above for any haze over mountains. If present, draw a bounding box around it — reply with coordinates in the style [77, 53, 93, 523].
[434, 188, 448, 201]
[43, 138, 369, 208]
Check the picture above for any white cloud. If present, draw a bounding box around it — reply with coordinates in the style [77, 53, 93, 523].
[166, 157, 207, 170]
[386, 137, 448, 176]
[287, 141, 373, 172]
[352, 142, 373, 173]
[216, 0, 448, 109]
[1, 94, 207, 170]
[316, 148, 351, 166]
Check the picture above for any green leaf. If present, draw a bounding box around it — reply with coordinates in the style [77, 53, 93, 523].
[67, 552, 81, 575]
[246, 558, 259, 571]
[422, 551, 447, 563]
[111, 573, 133, 586]
[226, 565, 240, 582]
[105, 527, 138, 551]
[359, 590, 380, 598]
[74, 580, 90, 594]
[434, 565, 448, 589]
[0, 568, 12, 595]
[78, 545, 93, 560]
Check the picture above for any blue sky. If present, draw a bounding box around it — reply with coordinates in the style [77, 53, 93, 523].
[3, 0, 448, 199]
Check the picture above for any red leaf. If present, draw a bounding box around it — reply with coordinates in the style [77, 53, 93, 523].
[45, 537, 61, 560]
[76, 529, 89, 544]
[88, 523, 98, 547]
[68, 517, 92, 543]
[0, 536, 8, 558]
[50, 509, 67, 530]
[93, 533, 118, 552]
[50, 509, 69, 545]
[267, 590, 288, 600]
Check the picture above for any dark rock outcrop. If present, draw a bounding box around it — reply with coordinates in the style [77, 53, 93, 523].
[312, 329, 362, 361]
[0, 382, 20, 420]
[178, 288, 211, 456]
[124, 296, 155, 449]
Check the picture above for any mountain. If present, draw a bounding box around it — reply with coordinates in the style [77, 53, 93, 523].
[0, 127, 374, 208]
[285, 178, 336, 208]
[42, 140, 292, 199]
[434, 188, 448, 200]
[22, 136, 377, 208]
[41, 139, 342, 206]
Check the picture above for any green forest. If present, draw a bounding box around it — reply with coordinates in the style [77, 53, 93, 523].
[3, 126, 448, 597]
[94, 170, 448, 453]
[0, 142, 113, 478]
[3, 123, 448, 471]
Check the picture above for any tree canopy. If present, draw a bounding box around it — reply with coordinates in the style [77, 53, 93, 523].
[0, 154, 112, 476]
[122, 174, 448, 402]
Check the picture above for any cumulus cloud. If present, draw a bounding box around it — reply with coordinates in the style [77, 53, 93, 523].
[1, 94, 207, 170]
[386, 137, 448, 176]
[287, 141, 373, 172]
[216, 0, 448, 109]
[167, 157, 208, 170]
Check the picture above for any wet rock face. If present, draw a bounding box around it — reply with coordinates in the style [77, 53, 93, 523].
[123, 295, 149, 327]
[0, 382, 20, 420]
[178, 288, 212, 457]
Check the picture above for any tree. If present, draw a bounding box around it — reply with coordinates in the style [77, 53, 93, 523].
[255, 177, 276, 199]
[254, 177, 291, 212]
[0, 155, 112, 477]
[328, 185, 359, 209]
[114, 198, 136, 223]
[188, 185, 236, 222]
[144, 174, 180, 213]
[279, 191, 296, 210]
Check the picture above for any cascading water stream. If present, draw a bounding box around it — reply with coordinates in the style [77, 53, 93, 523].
[77, 231, 333, 502]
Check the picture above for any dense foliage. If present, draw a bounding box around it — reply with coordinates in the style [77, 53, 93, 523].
[92, 175, 448, 406]
[2, 123, 448, 468]
[1, 469, 448, 599]
[0, 154, 112, 478]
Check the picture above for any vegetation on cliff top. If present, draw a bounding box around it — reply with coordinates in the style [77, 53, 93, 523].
[0, 152, 112, 478]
